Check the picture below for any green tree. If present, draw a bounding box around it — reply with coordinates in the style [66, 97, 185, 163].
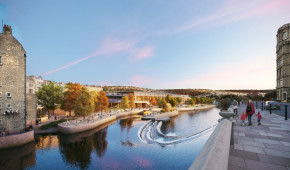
[74, 87, 94, 119]
[189, 98, 196, 106]
[176, 97, 182, 104]
[96, 90, 109, 113]
[120, 96, 130, 110]
[158, 98, 167, 108]
[128, 93, 135, 109]
[165, 94, 172, 103]
[150, 97, 157, 106]
[36, 81, 63, 119]
[170, 98, 177, 107]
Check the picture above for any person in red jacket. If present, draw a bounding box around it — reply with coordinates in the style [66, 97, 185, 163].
[245, 100, 255, 126]
[256, 112, 262, 125]
[240, 112, 246, 126]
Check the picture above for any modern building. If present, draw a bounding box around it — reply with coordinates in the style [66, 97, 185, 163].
[107, 91, 190, 108]
[0, 25, 27, 133]
[276, 23, 290, 102]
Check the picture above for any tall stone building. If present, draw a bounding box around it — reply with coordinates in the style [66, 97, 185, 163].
[0, 25, 27, 132]
[276, 23, 290, 102]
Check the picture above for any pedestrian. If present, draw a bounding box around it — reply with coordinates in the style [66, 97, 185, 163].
[246, 100, 255, 126]
[240, 112, 246, 126]
[233, 100, 238, 115]
[255, 112, 262, 125]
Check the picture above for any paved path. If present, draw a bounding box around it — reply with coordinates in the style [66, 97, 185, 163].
[228, 104, 290, 170]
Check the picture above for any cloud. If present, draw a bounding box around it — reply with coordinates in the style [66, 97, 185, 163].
[157, 0, 288, 35]
[165, 60, 275, 90]
[40, 38, 154, 76]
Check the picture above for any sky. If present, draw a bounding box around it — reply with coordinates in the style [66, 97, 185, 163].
[0, 0, 289, 89]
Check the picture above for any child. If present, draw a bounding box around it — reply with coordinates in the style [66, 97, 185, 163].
[240, 112, 246, 126]
[256, 112, 262, 125]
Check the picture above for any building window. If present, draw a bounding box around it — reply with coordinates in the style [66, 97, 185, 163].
[283, 32, 287, 40]
[29, 89, 33, 94]
[0, 81, 1, 87]
[7, 104, 11, 109]
[0, 104, 1, 110]
[0, 56, 2, 64]
[7, 92, 11, 98]
[0, 92, 2, 97]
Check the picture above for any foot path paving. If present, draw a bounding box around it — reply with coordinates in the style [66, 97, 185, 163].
[228, 104, 290, 170]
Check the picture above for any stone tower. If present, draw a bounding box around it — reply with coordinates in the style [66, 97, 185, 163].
[0, 25, 26, 133]
[276, 23, 290, 102]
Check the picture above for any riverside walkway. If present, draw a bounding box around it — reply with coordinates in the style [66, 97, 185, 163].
[228, 104, 290, 170]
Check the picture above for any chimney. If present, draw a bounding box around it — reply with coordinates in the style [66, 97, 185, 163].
[3, 24, 12, 35]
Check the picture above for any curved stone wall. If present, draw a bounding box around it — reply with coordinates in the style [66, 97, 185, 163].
[189, 119, 232, 170]
[0, 130, 34, 150]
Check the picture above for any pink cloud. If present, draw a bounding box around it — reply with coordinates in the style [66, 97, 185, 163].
[166, 59, 275, 89]
[158, 0, 289, 35]
[132, 46, 154, 59]
[40, 38, 154, 76]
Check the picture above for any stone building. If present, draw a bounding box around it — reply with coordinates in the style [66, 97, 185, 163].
[0, 25, 27, 133]
[276, 23, 290, 102]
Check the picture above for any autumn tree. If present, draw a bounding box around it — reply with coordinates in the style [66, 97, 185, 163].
[195, 97, 200, 104]
[129, 93, 135, 109]
[95, 90, 109, 113]
[189, 98, 196, 106]
[91, 91, 99, 112]
[150, 97, 157, 106]
[163, 103, 172, 112]
[120, 96, 130, 110]
[185, 98, 190, 105]
[165, 94, 172, 103]
[62, 83, 82, 116]
[74, 87, 94, 119]
[36, 81, 63, 119]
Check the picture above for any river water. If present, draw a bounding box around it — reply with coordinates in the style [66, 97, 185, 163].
[0, 108, 221, 170]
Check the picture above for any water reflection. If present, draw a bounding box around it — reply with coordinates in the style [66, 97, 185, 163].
[0, 142, 36, 170]
[93, 128, 108, 157]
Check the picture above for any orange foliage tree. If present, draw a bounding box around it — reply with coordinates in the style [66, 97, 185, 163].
[62, 83, 82, 116]
[150, 97, 157, 106]
[129, 93, 135, 109]
[96, 90, 109, 113]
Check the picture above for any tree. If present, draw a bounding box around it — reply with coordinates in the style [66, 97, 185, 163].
[158, 98, 167, 108]
[62, 83, 82, 116]
[163, 103, 172, 112]
[128, 93, 135, 109]
[150, 97, 157, 106]
[91, 91, 99, 112]
[200, 97, 205, 104]
[176, 97, 182, 104]
[195, 97, 200, 104]
[185, 98, 190, 104]
[170, 98, 177, 107]
[120, 96, 130, 110]
[165, 94, 172, 103]
[95, 90, 109, 113]
[74, 87, 94, 119]
[36, 81, 63, 119]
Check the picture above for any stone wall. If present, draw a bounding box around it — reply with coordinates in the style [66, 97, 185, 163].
[0, 130, 34, 149]
[26, 93, 37, 126]
[0, 25, 26, 132]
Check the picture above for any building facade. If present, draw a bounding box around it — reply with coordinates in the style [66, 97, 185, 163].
[276, 23, 290, 102]
[0, 25, 27, 132]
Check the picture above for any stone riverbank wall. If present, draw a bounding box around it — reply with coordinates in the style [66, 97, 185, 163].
[189, 118, 232, 170]
[58, 110, 144, 134]
[0, 130, 34, 150]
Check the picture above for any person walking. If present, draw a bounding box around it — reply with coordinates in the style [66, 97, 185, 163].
[255, 112, 262, 125]
[246, 100, 255, 126]
[233, 100, 238, 115]
[240, 112, 246, 126]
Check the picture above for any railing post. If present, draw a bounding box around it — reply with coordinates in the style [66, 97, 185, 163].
[285, 105, 288, 120]
[262, 102, 263, 111]
[270, 104, 272, 114]
[256, 101, 258, 108]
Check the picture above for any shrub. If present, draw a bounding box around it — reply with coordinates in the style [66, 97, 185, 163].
[39, 119, 67, 130]
[217, 98, 231, 111]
